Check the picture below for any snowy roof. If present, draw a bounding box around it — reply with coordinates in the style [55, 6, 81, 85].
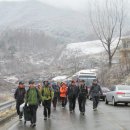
[52, 76, 67, 81]
[75, 69, 97, 75]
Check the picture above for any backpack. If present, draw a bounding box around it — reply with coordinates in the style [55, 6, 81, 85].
[26, 88, 40, 101]
[79, 85, 87, 98]
[42, 87, 52, 98]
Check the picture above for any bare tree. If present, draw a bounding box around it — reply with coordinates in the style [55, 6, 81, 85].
[89, 0, 125, 68]
[60, 49, 82, 74]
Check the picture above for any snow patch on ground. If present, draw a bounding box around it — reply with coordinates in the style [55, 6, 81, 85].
[66, 40, 104, 55]
[4, 76, 18, 84]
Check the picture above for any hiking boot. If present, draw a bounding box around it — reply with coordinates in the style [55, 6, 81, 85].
[32, 123, 36, 127]
[70, 110, 73, 113]
[93, 108, 97, 111]
[31, 123, 36, 127]
[82, 112, 85, 115]
[48, 115, 51, 119]
[19, 115, 22, 121]
[44, 117, 47, 120]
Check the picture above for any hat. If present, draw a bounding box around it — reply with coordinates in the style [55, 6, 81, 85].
[19, 81, 24, 85]
[71, 80, 75, 83]
[80, 80, 85, 82]
[43, 80, 48, 83]
[93, 79, 98, 82]
[29, 80, 35, 84]
[61, 82, 65, 85]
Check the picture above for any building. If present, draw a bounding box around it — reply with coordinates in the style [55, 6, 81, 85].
[120, 37, 130, 64]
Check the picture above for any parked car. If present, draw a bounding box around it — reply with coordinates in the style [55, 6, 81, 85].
[105, 85, 130, 106]
[100, 87, 110, 101]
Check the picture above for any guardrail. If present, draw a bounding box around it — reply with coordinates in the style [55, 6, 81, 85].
[0, 100, 15, 112]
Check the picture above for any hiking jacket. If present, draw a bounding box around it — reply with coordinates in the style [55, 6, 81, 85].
[52, 84, 59, 98]
[78, 84, 88, 99]
[41, 86, 54, 101]
[89, 84, 103, 97]
[25, 88, 41, 105]
[68, 85, 78, 99]
[60, 84, 68, 97]
[14, 87, 26, 102]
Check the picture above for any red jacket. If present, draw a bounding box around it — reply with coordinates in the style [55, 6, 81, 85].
[60, 83, 67, 97]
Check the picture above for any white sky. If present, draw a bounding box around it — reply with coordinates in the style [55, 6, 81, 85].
[0, 0, 129, 12]
[0, 0, 88, 11]
[39, 0, 88, 11]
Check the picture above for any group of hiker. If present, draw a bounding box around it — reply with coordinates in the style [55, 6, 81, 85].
[14, 79, 103, 127]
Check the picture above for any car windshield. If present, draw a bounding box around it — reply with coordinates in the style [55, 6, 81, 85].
[79, 75, 96, 79]
[118, 86, 130, 90]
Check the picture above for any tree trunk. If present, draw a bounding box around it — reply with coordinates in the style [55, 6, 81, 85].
[108, 54, 112, 68]
[108, 44, 112, 68]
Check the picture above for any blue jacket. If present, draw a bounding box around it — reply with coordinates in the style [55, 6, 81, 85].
[52, 84, 59, 98]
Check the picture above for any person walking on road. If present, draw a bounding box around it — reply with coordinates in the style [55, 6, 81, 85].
[68, 80, 78, 113]
[37, 83, 42, 106]
[42, 81, 54, 120]
[25, 80, 41, 127]
[60, 82, 68, 108]
[52, 82, 59, 110]
[78, 80, 88, 115]
[14, 81, 26, 120]
[89, 79, 103, 111]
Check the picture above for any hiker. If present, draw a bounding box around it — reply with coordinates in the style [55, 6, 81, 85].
[68, 80, 78, 113]
[52, 82, 60, 110]
[60, 82, 68, 108]
[37, 83, 42, 106]
[14, 81, 26, 120]
[89, 79, 103, 111]
[42, 81, 54, 120]
[57, 82, 61, 103]
[78, 80, 88, 115]
[25, 80, 41, 127]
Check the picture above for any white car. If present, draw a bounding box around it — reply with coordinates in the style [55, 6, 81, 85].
[105, 85, 130, 106]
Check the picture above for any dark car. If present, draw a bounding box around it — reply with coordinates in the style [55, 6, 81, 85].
[100, 87, 110, 101]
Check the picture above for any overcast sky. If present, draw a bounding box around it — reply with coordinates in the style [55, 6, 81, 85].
[0, 0, 88, 11]
[39, 0, 88, 11]
[0, 0, 129, 12]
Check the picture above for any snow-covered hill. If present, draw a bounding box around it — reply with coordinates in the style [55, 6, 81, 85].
[0, 0, 92, 43]
[66, 40, 104, 55]
[60, 40, 105, 59]
[60, 39, 119, 59]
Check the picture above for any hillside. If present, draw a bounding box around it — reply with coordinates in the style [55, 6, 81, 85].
[59, 40, 120, 59]
[0, 0, 130, 91]
[0, 0, 94, 43]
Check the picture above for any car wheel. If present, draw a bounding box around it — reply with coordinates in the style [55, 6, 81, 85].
[112, 97, 117, 106]
[125, 103, 128, 106]
[105, 97, 108, 104]
[103, 97, 105, 101]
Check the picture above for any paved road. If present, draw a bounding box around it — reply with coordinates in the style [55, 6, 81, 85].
[7, 100, 130, 130]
